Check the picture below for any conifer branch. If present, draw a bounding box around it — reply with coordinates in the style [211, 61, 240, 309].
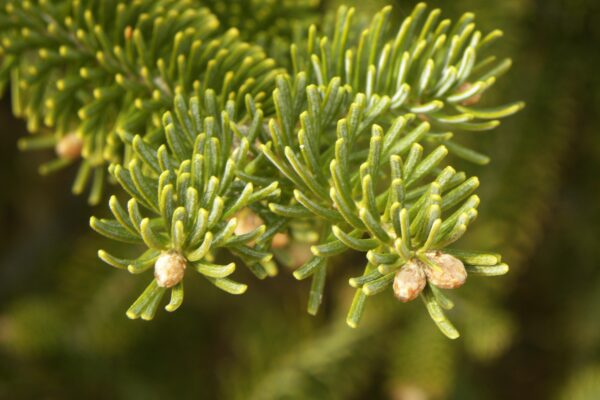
[1, 0, 280, 203]
[0, 1, 522, 336]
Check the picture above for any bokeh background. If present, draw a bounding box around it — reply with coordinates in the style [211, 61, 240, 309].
[1, 0, 599, 399]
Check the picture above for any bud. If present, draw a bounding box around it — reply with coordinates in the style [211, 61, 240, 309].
[124, 26, 133, 40]
[393, 260, 427, 302]
[458, 82, 482, 106]
[271, 232, 290, 249]
[286, 242, 313, 269]
[55, 132, 83, 160]
[154, 251, 187, 288]
[234, 208, 263, 243]
[423, 251, 467, 289]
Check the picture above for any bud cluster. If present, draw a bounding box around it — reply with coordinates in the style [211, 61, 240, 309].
[393, 251, 467, 302]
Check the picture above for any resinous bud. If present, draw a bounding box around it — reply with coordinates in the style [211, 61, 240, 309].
[55, 132, 83, 160]
[154, 251, 187, 288]
[233, 208, 263, 243]
[424, 251, 467, 289]
[393, 260, 427, 302]
[458, 82, 482, 106]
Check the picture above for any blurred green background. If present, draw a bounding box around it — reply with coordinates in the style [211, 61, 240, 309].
[1, 0, 599, 399]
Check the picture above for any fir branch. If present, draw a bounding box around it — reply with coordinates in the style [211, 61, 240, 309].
[1, 0, 281, 203]
[257, 71, 508, 335]
[91, 94, 281, 319]
[290, 4, 524, 161]
[1, 1, 522, 335]
[201, 0, 321, 66]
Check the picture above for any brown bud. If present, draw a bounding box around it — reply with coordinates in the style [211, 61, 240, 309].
[154, 251, 187, 288]
[271, 232, 290, 249]
[393, 260, 427, 302]
[423, 251, 467, 289]
[124, 26, 133, 40]
[286, 242, 313, 269]
[458, 82, 482, 106]
[55, 133, 83, 160]
[233, 208, 264, 242]
[390, 384, 428, 400]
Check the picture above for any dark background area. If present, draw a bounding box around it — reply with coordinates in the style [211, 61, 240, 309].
[0, 0, 599, 399]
